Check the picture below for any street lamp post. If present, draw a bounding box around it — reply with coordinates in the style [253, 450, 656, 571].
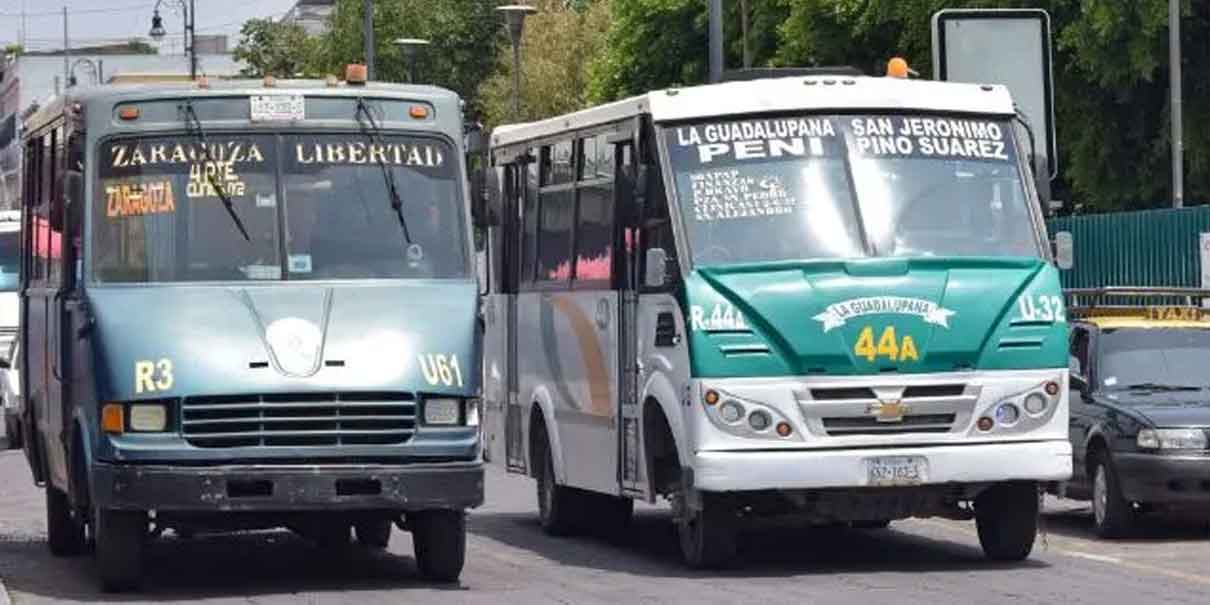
[149, 0, 197, 81]
[394, 38, 431, 84]
[496, 4, 537, 118]
[68, 58, 100, 87]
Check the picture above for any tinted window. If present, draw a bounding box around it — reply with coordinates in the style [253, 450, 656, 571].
[0, 231, 18, 291]
[537, 190, 574, 283]
[574, 181, 613, 284]
[1098, 328, 1210, 390]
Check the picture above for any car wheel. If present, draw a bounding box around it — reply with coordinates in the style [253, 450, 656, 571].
[975, 481, 1038, 561]
[45, 486, 86, 557]
[412, 509, 466, 583]
[1091, 454, 1135, 538]
[94, 507, 146, 592]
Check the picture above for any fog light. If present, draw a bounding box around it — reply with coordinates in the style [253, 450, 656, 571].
[775, 422, 793, 437]
[424, 398, 461, 425]
[748, 410, 772, 431]
[129, 404, 167, 432]
[976, 416, 994, 432]
[719, 401, 744, 423]
[995, 403, 1020, 426]
[1024, 392, 1047, 415]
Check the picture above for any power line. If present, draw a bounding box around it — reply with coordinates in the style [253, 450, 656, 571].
[0, 3, 149, 18]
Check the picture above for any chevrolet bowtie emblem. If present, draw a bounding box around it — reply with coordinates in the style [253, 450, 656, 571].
[868, 399, 908, 423]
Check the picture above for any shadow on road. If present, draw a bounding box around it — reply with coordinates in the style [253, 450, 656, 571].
[0, 530, 462, 602]
[468, 509, 1048, 579]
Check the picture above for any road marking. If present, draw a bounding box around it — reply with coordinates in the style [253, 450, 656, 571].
[916, 518, 1210, 587]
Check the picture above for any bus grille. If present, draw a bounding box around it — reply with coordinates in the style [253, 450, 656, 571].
[181, 392, 417, 448]
[821, 413, 957, 436]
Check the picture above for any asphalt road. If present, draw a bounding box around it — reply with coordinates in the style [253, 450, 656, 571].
[0, 450, 1207, 604]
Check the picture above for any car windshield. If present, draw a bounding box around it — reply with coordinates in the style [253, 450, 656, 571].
[0, 231, 18, 291]
[92, 133, 467, 283]
[663, 114, 1039, 266]
[1098, 328, 1210, 391]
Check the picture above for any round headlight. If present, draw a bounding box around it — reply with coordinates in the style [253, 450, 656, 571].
[1024, 392, 1047, 415]
[995, 402, 1020, 426]
[719, 401, 744, 423]
[748, 410, 772, 431]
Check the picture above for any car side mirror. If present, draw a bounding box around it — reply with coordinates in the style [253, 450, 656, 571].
[645, 247, 668, 289]
[1053, 231, 1073, 270]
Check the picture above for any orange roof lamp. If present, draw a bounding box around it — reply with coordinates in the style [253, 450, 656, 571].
[346, 64, 368, 86]
[886, 57, 919, 79]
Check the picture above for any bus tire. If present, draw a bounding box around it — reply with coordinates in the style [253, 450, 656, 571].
[94, 507, 146, 592]
[354, 519, 393, 549]
[412, 509, 466, 583]
[677, 492, 737, 569]
[535, 427, 582, 536]
[975, 481, 1038, 562]
[45, 486, 85, 557]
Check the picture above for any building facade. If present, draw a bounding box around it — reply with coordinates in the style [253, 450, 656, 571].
[282, 0, 336, 36]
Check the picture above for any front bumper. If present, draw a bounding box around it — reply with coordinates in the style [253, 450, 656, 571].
[692, 439, 1071, 491]
[1115, 452, 1210, 505]
[91, 461, 484, 512]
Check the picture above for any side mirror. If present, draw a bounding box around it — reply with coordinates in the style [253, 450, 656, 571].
[1054, 230, 1073, 270]
[1031, 153, 1052, 209]
[645, 247, 668, 289]
[469, 165, 489, 227]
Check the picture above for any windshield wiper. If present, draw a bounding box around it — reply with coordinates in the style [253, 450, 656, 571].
[181, 101, 250, 241]
[355, 97, 412, 245]
[1122, 383, 1203, 392]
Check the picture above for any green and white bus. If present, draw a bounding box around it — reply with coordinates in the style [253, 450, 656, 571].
[482, 67, 1070, 567]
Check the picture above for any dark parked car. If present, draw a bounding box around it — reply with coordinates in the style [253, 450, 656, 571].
[1059, 288, 1210, 537]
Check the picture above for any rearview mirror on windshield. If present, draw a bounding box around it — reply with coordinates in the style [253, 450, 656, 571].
[645, 248, 668, 289]
[1053, 231, 1073, 270]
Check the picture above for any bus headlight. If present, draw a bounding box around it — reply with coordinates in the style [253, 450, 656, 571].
[128, 404, 168, 432]
[423, 398, 462, 425]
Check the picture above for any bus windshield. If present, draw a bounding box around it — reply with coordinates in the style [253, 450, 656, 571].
[663, 114, 1039, 266]
[93, 133, 466, 283]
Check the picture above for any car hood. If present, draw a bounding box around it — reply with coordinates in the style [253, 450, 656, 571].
[1104, 392, 1210, 428]
[86, 281, 479, 401]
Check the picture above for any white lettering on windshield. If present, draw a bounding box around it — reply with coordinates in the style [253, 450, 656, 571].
[294, 142, 445, 167]
[110, 141, 265, 168]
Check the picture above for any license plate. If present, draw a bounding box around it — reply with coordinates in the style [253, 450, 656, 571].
[250, 95, 304, 122]
[866, 456, 927, 486]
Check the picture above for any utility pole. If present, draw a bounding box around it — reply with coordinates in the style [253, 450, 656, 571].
[708, 0, 722, 82]
[363, 0, 376, 80]
[1170, 0, 1184, 209]
[62, 7, 69, 90]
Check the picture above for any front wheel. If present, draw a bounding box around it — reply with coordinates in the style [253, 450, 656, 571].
[411, 510, 466, 583]
[535, 428, 584, 535]
[975, 482, 1038, 562]
[675, 491, 737, 569]
[1091, 455, 1135, 538]
[354, 519, 393, 549]
[94, 508, 146, 592]
[45, 486, 86, 557]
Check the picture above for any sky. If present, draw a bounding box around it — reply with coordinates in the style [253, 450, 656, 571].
[0, 0, 299, 53]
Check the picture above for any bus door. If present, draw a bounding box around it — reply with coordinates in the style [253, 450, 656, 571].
[485, 160, 526, 472]
[614, 138, 647, 498]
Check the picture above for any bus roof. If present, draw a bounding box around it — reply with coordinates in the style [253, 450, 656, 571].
[491, 75, 1016, 149]
[23, 79, 463, 133]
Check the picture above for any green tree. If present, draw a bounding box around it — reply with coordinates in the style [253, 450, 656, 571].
[478, 0, 612, 127]
[233, 18, 315, 77]
[309, 0, 501, 117]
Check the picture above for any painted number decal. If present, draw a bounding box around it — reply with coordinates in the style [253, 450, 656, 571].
[134, 359, 174, 394]
[854, 326, 919, 362]
[1017, 295, 1064, 322]
[419, 354, 464, 387]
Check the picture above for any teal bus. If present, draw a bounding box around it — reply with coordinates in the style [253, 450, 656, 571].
[15, 67, 483, 590]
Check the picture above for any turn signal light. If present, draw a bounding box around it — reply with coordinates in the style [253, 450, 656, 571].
[101, 404, 124, 434]
[703, 390, 720, 406]
[1044, 381, 1059, 396]
[409, 105, 429, 119]
[775, 422, 793, 437]
[976, 416, 994, 432]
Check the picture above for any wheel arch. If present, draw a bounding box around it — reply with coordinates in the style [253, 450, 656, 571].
[525, 385, 565, 484]
[641, 371, 688, 497]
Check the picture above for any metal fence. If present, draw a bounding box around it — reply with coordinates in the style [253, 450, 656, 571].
[1046, 205, 1210, 289]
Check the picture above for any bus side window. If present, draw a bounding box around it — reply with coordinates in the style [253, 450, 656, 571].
[520, 151, 540, 288]
[572, 133, 614, 288]
[534, 141, 575, 287]
[47, 128, 63, 285]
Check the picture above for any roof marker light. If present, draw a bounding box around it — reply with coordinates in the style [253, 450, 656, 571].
[409, 105, 429, 119]
[886, 57, 918, 79]
[346, 64, 368, 85]
[118, 105, 139, 121]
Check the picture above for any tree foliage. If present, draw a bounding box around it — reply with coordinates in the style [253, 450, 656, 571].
[584, 0, 1210, 210]
[309, 0, 500, 117]
[233, 18, 314, 77]
[478, 0, 611, 127]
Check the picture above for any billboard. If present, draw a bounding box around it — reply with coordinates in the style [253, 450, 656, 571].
[932, 9, 1056, 182]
